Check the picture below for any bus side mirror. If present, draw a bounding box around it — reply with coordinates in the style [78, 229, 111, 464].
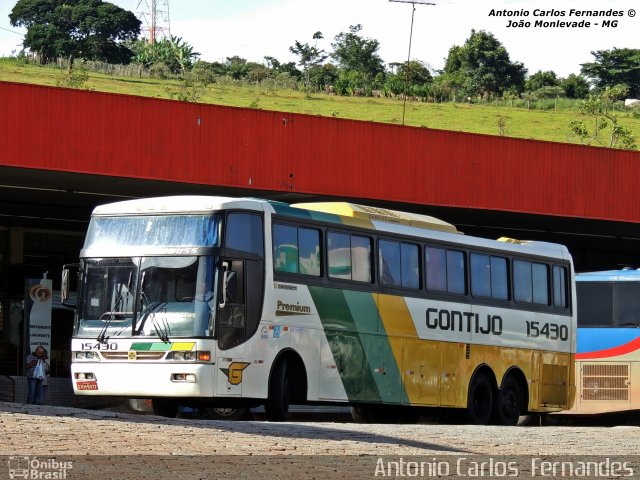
[61, 263, 79, 308]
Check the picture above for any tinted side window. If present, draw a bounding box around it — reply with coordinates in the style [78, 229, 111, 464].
[328, 233, 372, 282]
[614, 283, 640, 326]
[490, 256, 509, 300]
[471, 254, 491, 298]
[577, 283, 613, 326]
[553, 266, 568, 308]
[351, 235, 372, 282]
[532, 263, 549, 305]
[328, 232, 350, 279]
[426, 247, 466, 295]
[273, 224, 298, 273]
[298, 228, 321, 276]
[425, 247, 447, 292]
[273, 224, 321, 276]
[401, 243, 420, 289]
[225, 213, 264, 255]
[380, 240, 401, 286]
[514, 260, 549, 305]
[514, 260, 533, 303]
[380, 240, 419, 289]
[447, 250, 466, 294]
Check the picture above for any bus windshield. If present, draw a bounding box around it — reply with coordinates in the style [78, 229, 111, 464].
[84, 214, 220, 250]
[77, 256, 216, 339]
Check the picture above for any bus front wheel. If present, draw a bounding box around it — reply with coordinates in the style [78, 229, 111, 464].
[265, 360, 291, 421]
[466, 373, 493, 425]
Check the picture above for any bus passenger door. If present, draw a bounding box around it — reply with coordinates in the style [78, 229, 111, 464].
[217, 260, 246, 351]
[216, 259, 247, 397]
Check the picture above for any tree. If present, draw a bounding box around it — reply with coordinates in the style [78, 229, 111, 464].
[569, 85, 637, 150]
[225, 56, 249, 80]
[397, 60, 433, 87]
[132, 36, 199, 75]
[290, 32, 328, 92]
[443, 29, 526, 99]
[9, 0, 140, 71]
[580, 48, 640, 97]
[331, 24, 385, 80]
[561, 74, 590, 99]
[525, 70, 559, 92]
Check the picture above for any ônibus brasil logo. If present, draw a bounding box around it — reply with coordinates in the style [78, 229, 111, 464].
[7, 456, 72, 479]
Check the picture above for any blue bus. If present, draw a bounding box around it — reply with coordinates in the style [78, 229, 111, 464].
[571, 269, 640, 414]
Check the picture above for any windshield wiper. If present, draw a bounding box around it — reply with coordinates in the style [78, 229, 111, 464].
[136, 301, 171, 343]
[151, 311, 171, 343]
[97, 272, 132, 343]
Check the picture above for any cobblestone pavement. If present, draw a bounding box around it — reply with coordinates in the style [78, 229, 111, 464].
[2, 402, 640, 479]
[2, 402, 640, 456]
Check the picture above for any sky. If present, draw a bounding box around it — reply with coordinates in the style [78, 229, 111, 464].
[0, 0, 638, 78]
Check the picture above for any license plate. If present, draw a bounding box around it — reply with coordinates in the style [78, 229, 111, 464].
[76, 381, 98, 391]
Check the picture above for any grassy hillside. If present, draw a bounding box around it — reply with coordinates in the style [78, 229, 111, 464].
[2, 57, 639, 147]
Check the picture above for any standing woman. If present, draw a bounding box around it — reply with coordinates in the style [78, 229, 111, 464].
[24, 345, 46, 404]
[36, 348, 50, 405]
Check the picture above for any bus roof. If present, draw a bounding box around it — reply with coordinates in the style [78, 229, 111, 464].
[89, 196, 571, 261]
[292, 202, 459, 234]
[91, 196, 270, 216]
[576, 269, 640, 282]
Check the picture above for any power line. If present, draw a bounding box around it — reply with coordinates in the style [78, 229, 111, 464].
[0, 26, 23, 36]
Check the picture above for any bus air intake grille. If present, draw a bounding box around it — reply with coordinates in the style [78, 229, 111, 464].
[465, 344, 471, 360]
[582, 363, 629, 402]
[101, 351, 166, 360]
[541, 364, 568, 407]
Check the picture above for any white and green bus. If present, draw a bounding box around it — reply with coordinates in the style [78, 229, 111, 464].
[66, 196, 576, 424]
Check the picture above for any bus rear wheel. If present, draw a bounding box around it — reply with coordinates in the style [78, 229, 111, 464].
[493, 377, 522, 426]
[466, 373, 493, 425]
[152, 398, 179, 418]
[265, 360, 290, 421]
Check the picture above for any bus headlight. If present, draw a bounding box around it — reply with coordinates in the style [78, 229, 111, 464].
[171, 373, 196, 382]
[74, 351, 100, 361]
[166, 351, 196, 362]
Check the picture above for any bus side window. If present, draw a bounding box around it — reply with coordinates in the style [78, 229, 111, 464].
[553, 265, 568, 308]
[328, 232, 372, 283]
[514, 260, 549, 305]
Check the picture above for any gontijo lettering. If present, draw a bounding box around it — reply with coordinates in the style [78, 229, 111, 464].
[426, 308, 503, 335]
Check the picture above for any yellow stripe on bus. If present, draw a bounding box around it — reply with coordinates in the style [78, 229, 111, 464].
[171, 342, 196, 351]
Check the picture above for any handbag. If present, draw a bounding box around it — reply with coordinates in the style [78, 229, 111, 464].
[33, 359, 45, 380]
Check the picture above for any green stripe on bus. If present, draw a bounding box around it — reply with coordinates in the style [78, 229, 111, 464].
[309, 286, 381, 403]
[343, 290, 405, 404]
[130, 343, 171, 351]
[270, 202, 343, 225]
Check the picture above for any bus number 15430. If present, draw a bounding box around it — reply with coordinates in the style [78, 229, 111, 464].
[525, 321, 568, 341]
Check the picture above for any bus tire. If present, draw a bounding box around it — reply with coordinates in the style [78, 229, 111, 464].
[466, 372, 493, 425]
[265, 360, 290, 421]
[202, 407, 253, 421]
[493, 376, 521, 426]
[152, 398, 179, 418]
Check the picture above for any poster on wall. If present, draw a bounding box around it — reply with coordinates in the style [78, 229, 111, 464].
[25, 276, 53, 356]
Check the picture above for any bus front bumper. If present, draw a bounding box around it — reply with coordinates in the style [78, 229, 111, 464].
[71, 362, 216, 397]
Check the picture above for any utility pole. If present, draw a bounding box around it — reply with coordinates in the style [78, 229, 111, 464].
[389, 0, 436, 125]
[136, 0, 171, 44]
